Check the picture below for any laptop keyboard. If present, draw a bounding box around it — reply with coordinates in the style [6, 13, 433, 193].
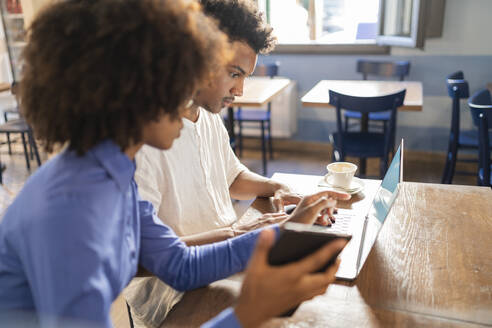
[324, 212, 355, 234]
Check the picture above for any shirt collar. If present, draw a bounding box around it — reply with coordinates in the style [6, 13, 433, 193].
[89, 140, 136, 191]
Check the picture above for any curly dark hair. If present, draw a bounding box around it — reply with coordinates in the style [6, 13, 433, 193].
[199, 0, 276, 54]
[21, 0, 230, 155]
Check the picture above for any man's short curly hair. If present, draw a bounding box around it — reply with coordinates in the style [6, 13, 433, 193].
[199, 0, 276, 54]
[21, 0, 230, 155]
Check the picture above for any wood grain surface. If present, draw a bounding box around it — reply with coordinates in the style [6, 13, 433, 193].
[163, 175, 492, 327]
[301, 80, 423, 111]
[356, 182, 492, 325]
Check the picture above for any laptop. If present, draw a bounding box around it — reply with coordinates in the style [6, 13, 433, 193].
[322, 139, 404, 280]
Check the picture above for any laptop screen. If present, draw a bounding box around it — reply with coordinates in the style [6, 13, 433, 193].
[367, 142, 402, 225]
[354, 140, 403, 276]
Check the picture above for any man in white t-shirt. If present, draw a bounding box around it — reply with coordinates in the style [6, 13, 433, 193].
[125, 1, 344, 326]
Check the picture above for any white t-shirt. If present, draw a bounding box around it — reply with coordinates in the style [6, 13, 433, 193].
[135, 107, 247, 235]
[125, 108, 248, 327]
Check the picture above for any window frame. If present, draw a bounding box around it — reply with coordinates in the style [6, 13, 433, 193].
[272, 43, 389, 55]
[376, 0, 426, 48]
[258, 0, 431, 54]
[259, 0, 388, 54]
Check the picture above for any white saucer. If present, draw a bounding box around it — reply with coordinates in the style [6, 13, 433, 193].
[318, 176, 365, 195]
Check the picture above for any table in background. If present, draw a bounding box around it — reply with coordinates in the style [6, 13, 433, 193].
[227, 77, 291, 175]
[0, 82, 10, 93]
[0, 82, 11, 179]
[301, 80, 423, 111]
[163, 173, 492, 327]
[301, 80, 423, 175]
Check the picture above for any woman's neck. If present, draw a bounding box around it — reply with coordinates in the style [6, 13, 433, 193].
[124, 142, 143, 160]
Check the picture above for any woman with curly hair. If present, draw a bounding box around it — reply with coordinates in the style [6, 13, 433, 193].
[0, 0, 346, 327]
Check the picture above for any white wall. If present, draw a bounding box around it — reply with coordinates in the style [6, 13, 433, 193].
[392, 0, 492, 56]
[262, 0, 492, 151]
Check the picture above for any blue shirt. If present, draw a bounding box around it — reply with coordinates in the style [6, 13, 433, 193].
[0, 140, 269, 327]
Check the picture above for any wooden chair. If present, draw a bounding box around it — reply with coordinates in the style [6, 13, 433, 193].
[468, 89, 492, 187]
[344, 60, 410, 132]
[329, 89, 406, 178]
[234, 62, 279, 175]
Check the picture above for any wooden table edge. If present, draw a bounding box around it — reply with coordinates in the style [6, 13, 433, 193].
[232, 78, 291, 107]
[0, 82, 11, 93]
[301, 80, 423, 111]
[301, 100, 422, 111]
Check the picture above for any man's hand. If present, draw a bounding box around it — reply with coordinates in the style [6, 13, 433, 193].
[231, 213, 289, 236]
[272, 185, 302, 212]
[234, 229, 348, 328]
[287, 190, 351, 226]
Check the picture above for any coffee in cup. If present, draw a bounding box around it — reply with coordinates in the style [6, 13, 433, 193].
[325, 162, 357, 189]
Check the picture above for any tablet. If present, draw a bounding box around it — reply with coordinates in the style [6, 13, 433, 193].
[267, 222, 352, 316]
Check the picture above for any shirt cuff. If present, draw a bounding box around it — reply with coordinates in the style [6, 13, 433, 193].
[200, 307, 242, 328]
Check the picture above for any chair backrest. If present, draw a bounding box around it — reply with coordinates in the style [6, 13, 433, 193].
[468, 89, 492, 128]
[446, 71, 469, 99]
[469, 89, 492, 186]
[477, 113, 490, 186]
[445, 71, 470, 143]
[356, 60, 410, 81]
[329, 89, 406, 157]
[468, 89, 492, 186]
[329, 89, 406, 114]
[253, 62, 279, 78]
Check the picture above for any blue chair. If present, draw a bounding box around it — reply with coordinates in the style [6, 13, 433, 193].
[344, 60, 410, 133]
[0, 119, 41, 171]
[329, 89, 406, 178]
[468, 89, 492, 187]
[440, 72, 490, 184]
[0, 82, 41, 173]
[3, 81, 20, 155]
[235, 62, 279, 175]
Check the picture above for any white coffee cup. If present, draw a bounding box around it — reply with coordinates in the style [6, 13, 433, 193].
[325, 162, 358, 189]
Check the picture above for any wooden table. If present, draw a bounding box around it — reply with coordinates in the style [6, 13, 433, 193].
[233, 77, 291, 107]
[301, 80, 423, 111]
[0, 82, 11, 93]
[301, 80, 423, 175]
[227, 77, 291, 175]
[487, 83, 492, 93]
[164, 173, 492, 327]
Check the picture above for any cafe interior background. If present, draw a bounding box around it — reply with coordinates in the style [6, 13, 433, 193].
[0, 0, 491, 200]
[0, 0, 491, 327]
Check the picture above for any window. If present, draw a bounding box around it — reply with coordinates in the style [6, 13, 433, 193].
[377, 0, 426, 48]
[257, 0, 434, 53]
[259, 0, 380, 44]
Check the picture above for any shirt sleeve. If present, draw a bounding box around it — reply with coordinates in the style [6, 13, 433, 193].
[138, 199, 279, 292]
[214, 114, 249, 186]
[134, 146, 166, 210]
[18, 196, 114, 328]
